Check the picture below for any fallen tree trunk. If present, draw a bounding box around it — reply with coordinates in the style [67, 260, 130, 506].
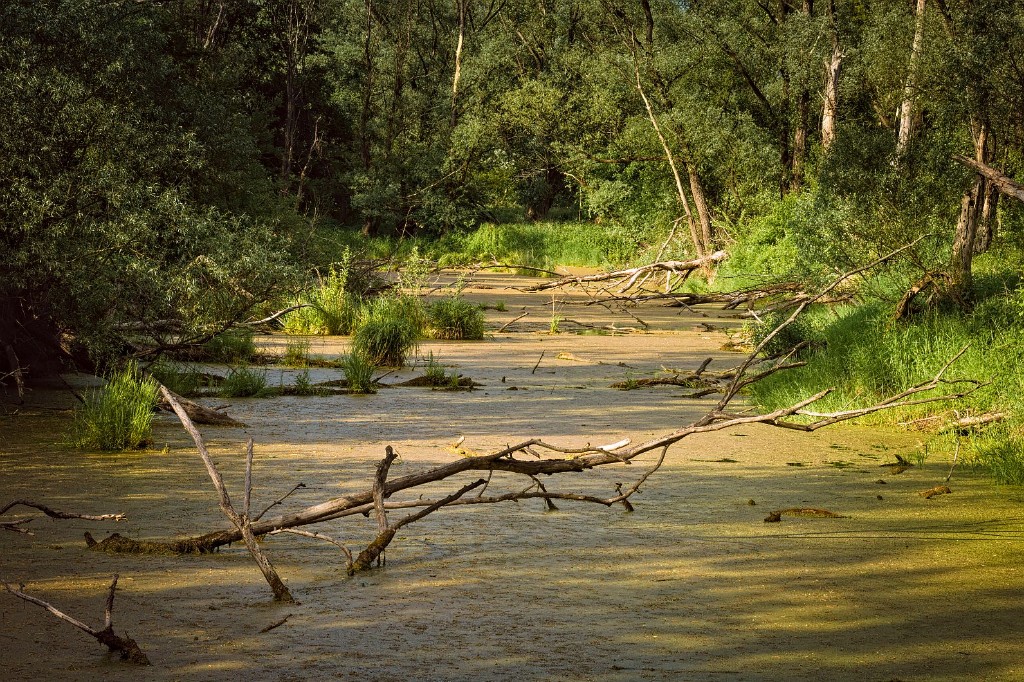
[156, 388, 245, 427]
[954, 155, 1024, 204]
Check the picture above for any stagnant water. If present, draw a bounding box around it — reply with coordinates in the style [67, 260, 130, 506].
[2, 273, 1023, 681]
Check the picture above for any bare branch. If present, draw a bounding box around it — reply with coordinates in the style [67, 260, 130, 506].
[2, 576, 150, 665]
[0, 500, 125, 522]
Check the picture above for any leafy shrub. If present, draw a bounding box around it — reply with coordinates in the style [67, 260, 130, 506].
[221, 365, 268, 397]
[67, 362, 159, 451]
[342, 352, 376, 394]
[427, 297, 485, 340]
[352, 296, 423, 366]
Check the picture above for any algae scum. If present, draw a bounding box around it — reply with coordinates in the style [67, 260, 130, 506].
[2, 274, 1023, 681]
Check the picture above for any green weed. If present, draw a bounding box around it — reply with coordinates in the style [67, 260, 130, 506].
[352, 296, 423, 366]
[221, 365, 268, 397]
[427, 296, 485, 340]
[282, 338, 311, 367]
[203, 328, 257, 363]
[283, 253, 364, 335]
[67, 362, 159, 451]
[148, 360, 205, 398]
[342, 352, 377, 394]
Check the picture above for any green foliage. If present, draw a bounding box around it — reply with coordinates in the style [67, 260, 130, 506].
[1, 0, 298, 368]
[67, 362, 159, 451]
[292, 370, 324, 397]
[433, 222, 640, 270]
[352, 296, 424, 366]
[749, 281, 1024, 481]
[426, 297, 485, 340]
[221, 366, 268, 398]
[204, 329, 257, 363]
[342, 352, 376, 394]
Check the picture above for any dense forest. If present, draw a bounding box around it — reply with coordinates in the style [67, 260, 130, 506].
[3, 0, 1024, 470]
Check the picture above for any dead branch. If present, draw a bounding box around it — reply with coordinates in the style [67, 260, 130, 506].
[496, 311, 528, 333]
[0, 500, 125, 522]
[259, 614, 293, 634]
[2, 576, 150, 665]
[159, 386, 293, 602]
[954, 154, 1024, 203]
[243, 304, 313, 327]
[4, 344, 25, 403]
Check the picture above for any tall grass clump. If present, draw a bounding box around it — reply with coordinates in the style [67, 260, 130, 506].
[221, 365, 268, 397]
[747, 290, 1024, 481]
[67, 362, 159, 451]
[283, 253, 364, 335]
[282, 337, 311, 367]
[342, 352, 376, 394]
[352, 296, 424, 366]
[426, 296, 485, 340]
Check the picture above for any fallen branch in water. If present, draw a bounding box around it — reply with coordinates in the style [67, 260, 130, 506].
[2, 575, 150, 665]
[0, 500, 126, 522]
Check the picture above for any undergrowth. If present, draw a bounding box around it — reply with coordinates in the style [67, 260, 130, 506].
[748, 291, 1024, 482]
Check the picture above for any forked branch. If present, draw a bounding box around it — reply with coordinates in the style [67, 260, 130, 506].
[2, 576, 150, 665]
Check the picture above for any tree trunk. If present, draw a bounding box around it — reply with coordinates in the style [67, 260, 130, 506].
[451, 0, 466, 126]
[950, 120, 990, 302]
[792, 88, 809, 191]
[686, 163, 714, 253]
[821, 0, 841, 153]
[896, 0, 927, 156]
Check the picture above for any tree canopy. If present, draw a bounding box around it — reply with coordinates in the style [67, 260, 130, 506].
[4, 0, 1024, 370]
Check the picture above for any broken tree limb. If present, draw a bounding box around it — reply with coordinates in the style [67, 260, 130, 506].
[0, 500, 125, 522]
[2, 576, 150, 665]
[954, 155, 1024, 204]
[159, 386, 294, 603]
[4, 344, 24, 403]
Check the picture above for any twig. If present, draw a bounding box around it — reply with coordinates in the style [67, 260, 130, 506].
[496, 311, 528, 333]
[252, 482, 307, 522]
[259, 614, 293, 634]
[531, 351, 545, 374]
[945, 439, 962, 483]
